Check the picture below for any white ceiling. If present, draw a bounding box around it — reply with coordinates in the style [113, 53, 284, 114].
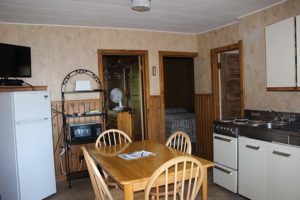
[0, 0, 285, 34]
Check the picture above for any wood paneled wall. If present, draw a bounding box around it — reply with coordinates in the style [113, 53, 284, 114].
[51, 99, 102, 181]
[195, 94, 215, 161]
[51, 95, 213, 181]
[146, 96, 164, 143]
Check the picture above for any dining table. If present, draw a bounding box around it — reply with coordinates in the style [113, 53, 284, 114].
[87, 140, 214, 200]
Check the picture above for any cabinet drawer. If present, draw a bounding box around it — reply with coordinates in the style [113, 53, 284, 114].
[213, 163, 237, 193]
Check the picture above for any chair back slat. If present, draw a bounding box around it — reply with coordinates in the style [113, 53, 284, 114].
[95, 129, 132, 147]
[145, 156, 204, 200]
[166, 131, 192, 154]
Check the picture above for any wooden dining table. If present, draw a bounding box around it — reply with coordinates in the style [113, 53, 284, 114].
[88, 140, 214, 200]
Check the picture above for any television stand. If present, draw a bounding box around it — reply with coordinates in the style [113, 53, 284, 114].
[0, 79, 24, 86]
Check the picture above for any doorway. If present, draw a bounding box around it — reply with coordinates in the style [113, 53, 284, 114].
[219, 51, 241, 119]
[159, 51, 198, 152]
[211, 41, 244, 120]
[98, 50, 147, 141]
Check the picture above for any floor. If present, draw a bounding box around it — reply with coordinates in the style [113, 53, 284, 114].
[47, 171, 247, 200]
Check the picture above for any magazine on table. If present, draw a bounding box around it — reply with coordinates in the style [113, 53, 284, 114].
[118, 150, 155, 160]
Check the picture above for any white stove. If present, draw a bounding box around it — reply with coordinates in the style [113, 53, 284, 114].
[213, 120, 241, 193]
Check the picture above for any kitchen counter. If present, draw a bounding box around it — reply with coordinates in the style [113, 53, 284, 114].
[238, 122, 300, 147]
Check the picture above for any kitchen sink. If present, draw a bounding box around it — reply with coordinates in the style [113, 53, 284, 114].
[250, 121, 287, 129]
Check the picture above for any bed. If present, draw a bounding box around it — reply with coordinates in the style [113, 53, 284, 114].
[165, 108, 196, 143]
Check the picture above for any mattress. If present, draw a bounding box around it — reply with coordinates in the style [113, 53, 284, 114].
[165, 108, 196, 142]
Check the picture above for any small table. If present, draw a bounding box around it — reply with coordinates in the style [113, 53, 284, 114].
[88, 140, 214, 200]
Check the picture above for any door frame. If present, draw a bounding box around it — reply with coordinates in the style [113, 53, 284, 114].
[210, 41, 244, 120]
[159, 51, 198, 142]
[98, 49, 149, 140]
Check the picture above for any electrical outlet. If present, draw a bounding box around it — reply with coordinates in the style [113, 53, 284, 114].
[79, 155, 84, 163]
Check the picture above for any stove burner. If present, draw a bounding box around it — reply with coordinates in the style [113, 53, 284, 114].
[233, 118, 249, 124]
[220, 119, 233, 123]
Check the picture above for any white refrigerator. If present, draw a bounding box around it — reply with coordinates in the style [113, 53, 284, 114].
[0, 91, 56, 200]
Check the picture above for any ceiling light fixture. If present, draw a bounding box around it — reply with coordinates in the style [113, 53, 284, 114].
[131, 0, 151, 12]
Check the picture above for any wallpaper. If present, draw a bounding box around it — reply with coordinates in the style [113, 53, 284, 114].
[0, 24, 197, 100]
[1, 0, 300, 112]
[196, 0, 300, 112]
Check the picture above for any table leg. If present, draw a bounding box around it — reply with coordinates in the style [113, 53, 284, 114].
[124, 184, 134, 200]
[202, 169, 208, 200]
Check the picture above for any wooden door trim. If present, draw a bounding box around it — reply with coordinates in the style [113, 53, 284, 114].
[210, 41, 244, 120]
[159, 51, 198, 142]
[97, 49, 149, 139]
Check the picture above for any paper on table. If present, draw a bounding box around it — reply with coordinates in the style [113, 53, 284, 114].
[118, 150, 155, 160]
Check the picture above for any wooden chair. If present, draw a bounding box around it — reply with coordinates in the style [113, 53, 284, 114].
[145, 156, 204, 200]
[81, 146, 113, 200]
[95, 129, 132, 147]
[95, 129, 132, 188]
[149, 132, 192, 199]
[165, 131, 192, 155]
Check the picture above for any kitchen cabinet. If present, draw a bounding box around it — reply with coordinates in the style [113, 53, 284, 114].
[265, 17, 296, 90]
[238, 136, 268, 200]
[268, 143, 300, 200]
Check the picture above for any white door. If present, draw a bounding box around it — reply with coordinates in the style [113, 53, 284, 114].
[265, 17, 295, 88]
[15, 119, 56, 200]
[13, 91, 51, 122]
[268, 143, 300, 200]
[238, 136, 268, 200]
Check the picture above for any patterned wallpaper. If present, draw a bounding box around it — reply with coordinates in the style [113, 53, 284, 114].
[196, 0, 300, 112]
[1, 0, 300, 112]
[0, 24, 197, 100]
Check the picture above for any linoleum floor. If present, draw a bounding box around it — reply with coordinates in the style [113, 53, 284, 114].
[46, 171, 247, 200]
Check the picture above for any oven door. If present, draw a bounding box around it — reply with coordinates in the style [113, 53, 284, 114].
[213, 133, 237, 170]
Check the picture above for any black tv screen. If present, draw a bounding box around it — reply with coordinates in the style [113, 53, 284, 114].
[0, 43, 31, 78]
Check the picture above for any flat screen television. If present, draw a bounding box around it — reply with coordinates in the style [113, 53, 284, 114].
[0, 43, 31, 78]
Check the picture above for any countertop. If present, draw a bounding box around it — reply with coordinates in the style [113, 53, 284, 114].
[237, 122, 300, 147]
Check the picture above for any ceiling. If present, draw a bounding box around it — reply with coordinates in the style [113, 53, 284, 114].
[0, 0, 285, 34]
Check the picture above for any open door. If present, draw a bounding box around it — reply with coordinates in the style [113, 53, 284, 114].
[98, 50, 147, 141]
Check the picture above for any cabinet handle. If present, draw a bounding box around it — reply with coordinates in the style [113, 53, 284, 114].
[245, 144, 261, 150]
[273, 150, 291, 157]
[214, 166, 233, 175]
[214, 136, 232, 142]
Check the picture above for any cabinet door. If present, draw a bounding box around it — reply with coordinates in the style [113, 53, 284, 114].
[265, 17, 295, 88]
[268, 143, 300, 200]
[238, 137, 268, 200]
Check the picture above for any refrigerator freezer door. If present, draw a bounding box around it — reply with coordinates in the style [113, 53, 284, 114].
[15, 119, 56, 200]
[13, 91, 51, 122]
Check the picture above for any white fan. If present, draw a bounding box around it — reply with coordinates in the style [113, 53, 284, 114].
[110, 88, 124, 111]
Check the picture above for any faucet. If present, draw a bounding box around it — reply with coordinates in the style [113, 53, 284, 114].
[269, 110, 282, 122]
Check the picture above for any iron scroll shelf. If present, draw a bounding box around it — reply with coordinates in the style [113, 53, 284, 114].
[61, 69, 102, 93]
